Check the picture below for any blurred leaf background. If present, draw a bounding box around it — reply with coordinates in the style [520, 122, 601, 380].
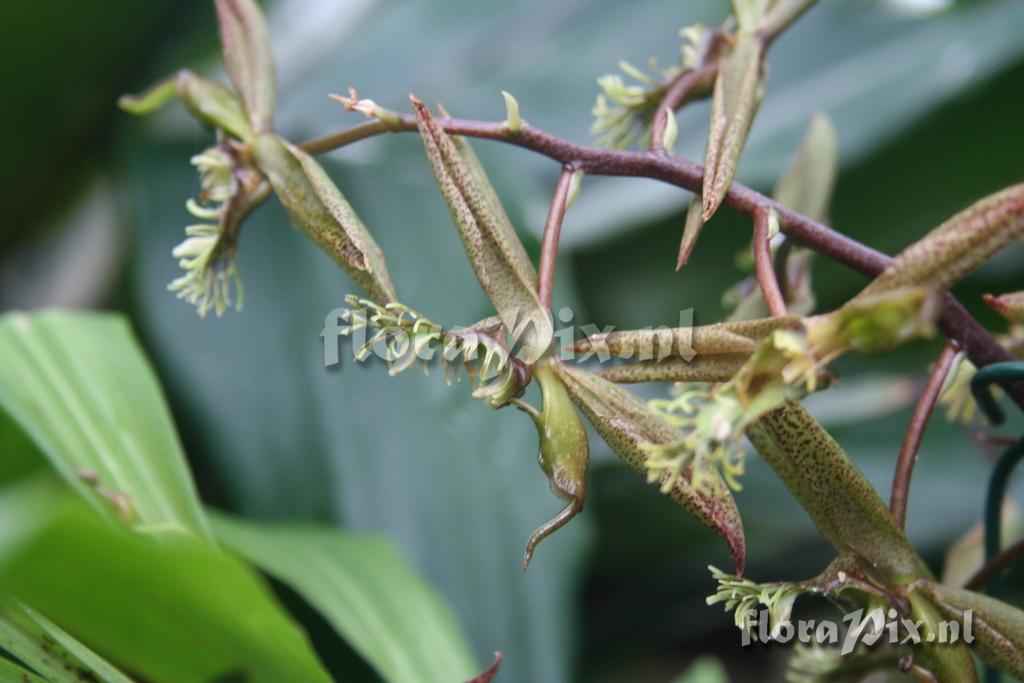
[1, 0, 1023, 681]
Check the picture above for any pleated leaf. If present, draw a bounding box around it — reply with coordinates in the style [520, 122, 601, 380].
[0, 311, 211, 539]
[0, 502, 331, 683]
[213, 515, 479, 683]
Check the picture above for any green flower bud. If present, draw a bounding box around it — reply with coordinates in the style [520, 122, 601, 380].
[522, 363, 589, 569]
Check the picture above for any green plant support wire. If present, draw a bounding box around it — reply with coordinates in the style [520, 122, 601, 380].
[971, 362, 1024, 683]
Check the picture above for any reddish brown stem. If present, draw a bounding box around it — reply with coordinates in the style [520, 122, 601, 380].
[752, 206, 788, 317]
[889, 341, 960, 528]
[649, 61, 718, 152]
[298, 115, 1024, 410]
[965, 537, 1024, 591]
[538, 165, 575, 309]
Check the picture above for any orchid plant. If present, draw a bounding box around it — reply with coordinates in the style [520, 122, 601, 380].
[121, 1, 1024, 680]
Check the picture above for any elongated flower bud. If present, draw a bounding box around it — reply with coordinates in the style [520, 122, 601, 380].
[254, 134, 397, 304]
[747, 400, 925, 581]
[412, 96, 552, 363]
[522, 363, 589, 569]
[701, 31, 764, 222]
[861, 183, 1024, 296]
[550, 363, 746, 573]
[215, 0, 276, 132]
[916, 579, 1024, 679]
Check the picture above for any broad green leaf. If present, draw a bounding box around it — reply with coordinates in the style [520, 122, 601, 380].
[0, 311, 210, 539]
[701, 32, 764, 223]
[254, 132, 397, 304]
[0, 656, 45, 682]
[916, 580, 1024, 679]
[215, 0, 275, 132]
[0, 600, 132, 683]
[0, 501, 331, 683]
[213, 515, 479, 683]
[906, 590, 979, 683]
[746, 400, 924, 581]
[412, 97, 552, 363]
[861, 183, 1024, 296]
[550, 362, 746, 573]
[22, 606, 134, 683]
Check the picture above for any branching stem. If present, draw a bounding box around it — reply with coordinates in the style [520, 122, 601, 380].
[297, 114, 1024, 409]
[538, 165, 575, 310]
[753, 206, 787, 317]
[889, 341, 959, 528]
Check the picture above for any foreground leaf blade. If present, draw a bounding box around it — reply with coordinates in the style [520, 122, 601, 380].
[213, 515, 479, 683]
[0, 311, 211, 539]
[0, 501, 331, 683]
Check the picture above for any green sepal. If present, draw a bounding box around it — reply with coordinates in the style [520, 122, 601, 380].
[746, 400, 926, 582]
[253, 133, 397, 304]
[119, 70, 252, 141]
[214, 0, 276, 132]
[411, 96, 552, 363]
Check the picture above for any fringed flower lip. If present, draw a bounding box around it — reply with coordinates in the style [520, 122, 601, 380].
[169, 141, 267, 318]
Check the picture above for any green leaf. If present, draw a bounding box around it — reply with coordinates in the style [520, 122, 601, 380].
[0, 600, 133, 683]
[215, 0, 275, 132]
[0, 501, 331, 683]
[0, 311, 211, 539]
[745, 400, 924, 581]
[412, 96, 553, 363]
[916, 580, 1024, 679]
[0, 656, 45, 682]
[701, 32, 764, 223]
[550, 362, 745, 573]
[254, 133, 397, 304]
[213, 514, 479, 683]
